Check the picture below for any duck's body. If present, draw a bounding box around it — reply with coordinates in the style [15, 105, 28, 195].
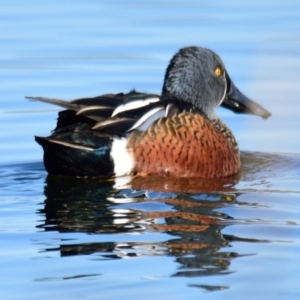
[29, 47, 271, 178]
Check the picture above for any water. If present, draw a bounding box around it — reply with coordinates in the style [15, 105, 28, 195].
[1, 1, 300, 299]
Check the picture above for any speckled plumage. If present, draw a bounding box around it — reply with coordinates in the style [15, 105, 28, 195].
[128, 112, 240, 178]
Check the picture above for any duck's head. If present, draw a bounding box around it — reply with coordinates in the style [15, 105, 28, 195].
[162, 46, 271, 120]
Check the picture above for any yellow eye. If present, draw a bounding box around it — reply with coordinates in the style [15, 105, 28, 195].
[215, 67, 222, 76]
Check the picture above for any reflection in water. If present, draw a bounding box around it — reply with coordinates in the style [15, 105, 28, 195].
[130, 175, 240, 193]
[38, 175, 241, 278]
[34, 150, 300, 282]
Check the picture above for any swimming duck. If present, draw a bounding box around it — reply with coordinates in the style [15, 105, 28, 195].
[27, 46, 271, 178]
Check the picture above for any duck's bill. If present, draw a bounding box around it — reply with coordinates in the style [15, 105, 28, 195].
[221, 74, 271, 120]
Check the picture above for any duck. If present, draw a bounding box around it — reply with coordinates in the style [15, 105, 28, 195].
[27, 46, 271, 178]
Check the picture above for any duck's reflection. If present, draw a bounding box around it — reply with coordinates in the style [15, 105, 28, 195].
[35, 150, 299, 281]
[38, 174, 241, 278]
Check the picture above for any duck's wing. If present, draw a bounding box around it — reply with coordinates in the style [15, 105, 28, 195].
[28, 91, 196, 136]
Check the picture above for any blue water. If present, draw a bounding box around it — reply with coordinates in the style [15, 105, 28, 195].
[1, 1, 300, 299]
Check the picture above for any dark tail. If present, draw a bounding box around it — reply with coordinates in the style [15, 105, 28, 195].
[35, 136, 114, 177]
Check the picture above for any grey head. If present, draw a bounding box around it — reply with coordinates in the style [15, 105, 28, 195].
[162, 46, 271, 120]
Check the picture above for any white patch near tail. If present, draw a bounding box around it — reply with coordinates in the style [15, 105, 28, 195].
[111, 138, 135, 176]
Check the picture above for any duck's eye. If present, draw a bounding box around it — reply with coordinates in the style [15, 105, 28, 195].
[215, 67, 222, 76]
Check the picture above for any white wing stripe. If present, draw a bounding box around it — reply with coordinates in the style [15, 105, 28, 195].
[76, 105, 114, 115]
[92, 118, 126, 130]
[111, 97, 160, 117]
[127, 107, 165, 132]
